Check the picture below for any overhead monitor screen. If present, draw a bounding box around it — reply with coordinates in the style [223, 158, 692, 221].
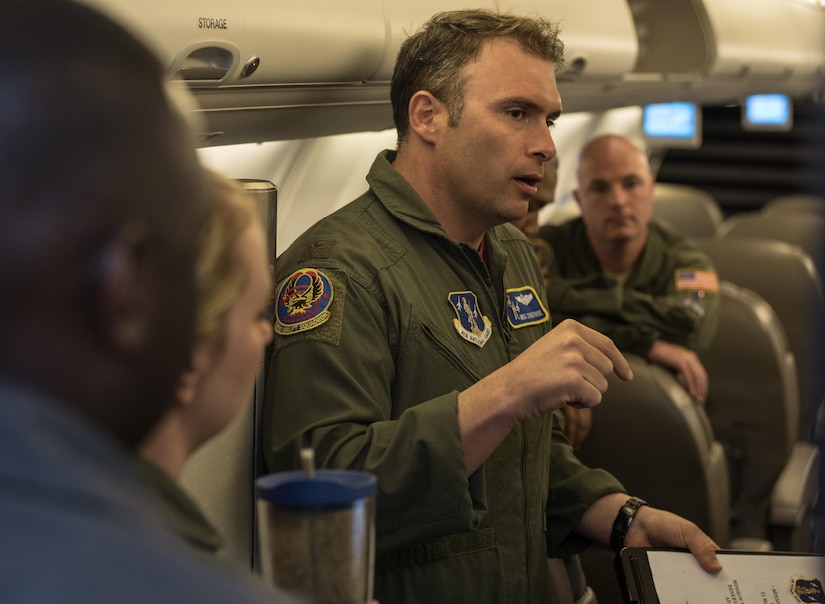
[643, 102, 701, 149]
[742, 94, 793, 132]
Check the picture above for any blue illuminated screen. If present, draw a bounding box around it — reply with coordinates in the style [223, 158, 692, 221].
[643, 102, 698, 139]
[744, 94, 791, 127]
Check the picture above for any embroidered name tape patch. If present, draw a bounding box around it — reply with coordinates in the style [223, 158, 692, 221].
[275, 268, 334, 335]
[505, 286, 549, 328]
[448, 291, 492, 348]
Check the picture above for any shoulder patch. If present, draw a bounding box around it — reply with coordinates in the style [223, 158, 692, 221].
[448, 291, 492, 348]
[674, 268, 719, 292]
[505, 286, 549, 328]
[530, 237, 554, 270]
[274, 269, 334, 335]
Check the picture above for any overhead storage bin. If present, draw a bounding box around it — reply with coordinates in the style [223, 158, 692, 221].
[504, 0, 638, 81]
[697, 0, 823, 81]
[82, 0, 387, 85]
[507, 0, 641, 113]
[82, 0, 392, 144]
[372, 0, 639, 83]
[369, 0, 495, 82]
[79, 0, 825, 146]
[607, 0, 825, 107]
[83, 0, 643, 144]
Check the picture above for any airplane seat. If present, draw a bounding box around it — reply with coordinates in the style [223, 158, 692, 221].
[575, 353, 730, 603]
[548, 556, 598, 604]
[715, 210, 825, 281]
[761, 194, 825, 217]
[651, 183, 725, 239]
[695, 237, 825, 445]
[699, 281, 818, 550]
[576, 353, 731, 541]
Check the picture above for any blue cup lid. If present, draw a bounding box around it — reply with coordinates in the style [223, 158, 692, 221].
[256, 469, 377, 507]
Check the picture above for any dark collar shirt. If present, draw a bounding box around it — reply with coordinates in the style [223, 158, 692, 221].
[0, 379, 300, 603]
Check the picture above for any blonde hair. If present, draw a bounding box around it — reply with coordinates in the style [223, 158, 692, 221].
[193, 169, 261, 349]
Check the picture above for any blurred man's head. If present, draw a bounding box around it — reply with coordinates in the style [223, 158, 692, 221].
[0, 0, 209, 446]
[511, 157, 558, 237]
[573, 134, 655, 251]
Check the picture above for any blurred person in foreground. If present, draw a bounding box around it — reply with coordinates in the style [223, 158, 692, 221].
[139, 170, 273, 553]
[0, 1, 300, 602]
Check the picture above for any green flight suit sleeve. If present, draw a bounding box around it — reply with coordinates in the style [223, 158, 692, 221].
[264, 266, 477, 554]
[620, 236, 721, 353]
[545, 413, 627, 557]
[615, 267, 720, 352]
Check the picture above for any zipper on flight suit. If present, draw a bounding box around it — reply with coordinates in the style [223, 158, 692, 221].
[499, 262, 535, 597]
[474, 236, 537, 596]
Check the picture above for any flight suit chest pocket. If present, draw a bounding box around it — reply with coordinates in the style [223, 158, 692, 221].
[404, 316, 485, 391]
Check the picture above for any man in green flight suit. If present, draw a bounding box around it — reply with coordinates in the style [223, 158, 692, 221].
[264, 10, 722, 603]
[537, 134, 720, 405]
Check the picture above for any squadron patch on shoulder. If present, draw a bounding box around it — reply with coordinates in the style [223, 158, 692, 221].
[448, 291, 492, 348]
[530, 237, 554, 270]
[505, 286, 549, 328]
[274, 268, 334, 335]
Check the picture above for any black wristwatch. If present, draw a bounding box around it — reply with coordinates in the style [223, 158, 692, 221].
[610, 496, 647, 553]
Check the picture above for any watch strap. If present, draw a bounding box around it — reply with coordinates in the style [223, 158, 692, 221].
[610, 496, 647, 553]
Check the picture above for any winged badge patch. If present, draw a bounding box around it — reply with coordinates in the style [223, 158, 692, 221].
[505, 286, 549, 329]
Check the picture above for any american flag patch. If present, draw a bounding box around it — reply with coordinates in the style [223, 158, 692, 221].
[675, 269, 719, 292]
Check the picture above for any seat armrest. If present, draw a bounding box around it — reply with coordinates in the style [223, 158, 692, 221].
[547, 555, 599, 604]
[769, 442, 820, 526]
[547, 558, 576, 604]
[576, 587, 598, 604]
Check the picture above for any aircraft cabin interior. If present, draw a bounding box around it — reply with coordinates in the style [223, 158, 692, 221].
[78, 0, 825, 602]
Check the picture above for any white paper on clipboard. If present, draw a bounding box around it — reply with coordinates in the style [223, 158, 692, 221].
[645, 549, 825, 604]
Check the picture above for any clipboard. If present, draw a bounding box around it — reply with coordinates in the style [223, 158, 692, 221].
[615, 547, 825, 604]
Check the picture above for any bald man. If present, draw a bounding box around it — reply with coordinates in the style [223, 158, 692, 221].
[537, 134, 720, 404]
